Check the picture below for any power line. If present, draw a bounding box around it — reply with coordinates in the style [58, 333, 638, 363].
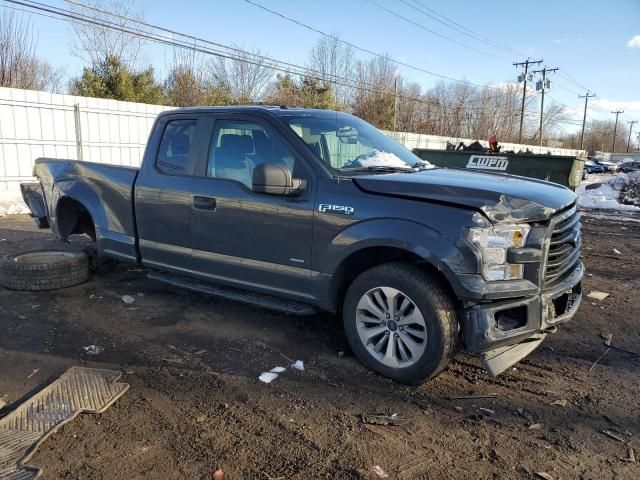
[557, 71, 590, 93]
[398, 0, 516, 54]
[243, 0, 510, 92]
[361, 0, 507, 61]
[6, 0, 523, 121]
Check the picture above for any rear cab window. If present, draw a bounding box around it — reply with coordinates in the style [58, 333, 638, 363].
[156, 119, 197, 175]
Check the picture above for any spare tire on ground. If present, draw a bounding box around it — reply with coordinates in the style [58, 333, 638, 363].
[0, 250, 89, 291]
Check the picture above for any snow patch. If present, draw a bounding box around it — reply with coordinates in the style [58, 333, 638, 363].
[0, 192, 30, 217]
[357, 151, 410, 168]
[576, 172, 640, 211]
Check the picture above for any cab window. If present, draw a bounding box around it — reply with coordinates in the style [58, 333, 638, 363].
[207, 120, 298, 188]
[156, 119, 196, 174]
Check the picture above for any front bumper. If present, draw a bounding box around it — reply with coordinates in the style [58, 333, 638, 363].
[462, 261, 583, 375]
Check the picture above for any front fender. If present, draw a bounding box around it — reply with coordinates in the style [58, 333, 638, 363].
[318, 218, 477, 298]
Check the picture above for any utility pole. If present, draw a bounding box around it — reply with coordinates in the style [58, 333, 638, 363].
[578, 91, 596, 150]
[514, 58, 543, 143]
[611, 110, 623, 152]
[627, 120, 638, 153]
[532, 66, 558, 147]
[393, 78, 398, 132]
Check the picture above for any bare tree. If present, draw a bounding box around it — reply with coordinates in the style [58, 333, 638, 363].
[68, 0, 146, 68]
[0, 12, 65, 92]
[527, 102, 567, 145]
[308, 34, 354, 106]
[207, 46, 274, 103]
[164, 48, 232, 107]
[352, 56, 397, 129]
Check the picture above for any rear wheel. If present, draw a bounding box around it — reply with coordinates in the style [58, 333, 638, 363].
[343, 262, 458, 384]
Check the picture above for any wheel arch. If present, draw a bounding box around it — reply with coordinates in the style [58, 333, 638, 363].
[56, 196, 96, 241]
[327, 243, 462, 314]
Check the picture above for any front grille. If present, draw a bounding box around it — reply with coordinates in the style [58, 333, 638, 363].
[544, 204, 582, 286]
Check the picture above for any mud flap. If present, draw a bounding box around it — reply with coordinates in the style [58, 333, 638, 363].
[20, 182, 49, 228]
[480, 333, 546, 376]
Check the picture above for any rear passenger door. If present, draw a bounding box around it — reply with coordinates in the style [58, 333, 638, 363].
[188, 115, 315, 300]
[135, 114, 209, 274]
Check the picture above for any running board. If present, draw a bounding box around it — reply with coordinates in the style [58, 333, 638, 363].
[147, 271, 318, 316]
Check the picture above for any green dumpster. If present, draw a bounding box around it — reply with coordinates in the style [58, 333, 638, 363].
[412, 149, 585, 190]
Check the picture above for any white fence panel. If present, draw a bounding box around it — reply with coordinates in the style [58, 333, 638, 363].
[0, 86, 169, 192]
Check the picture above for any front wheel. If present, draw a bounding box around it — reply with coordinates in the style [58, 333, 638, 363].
[342, 262, 458, 384]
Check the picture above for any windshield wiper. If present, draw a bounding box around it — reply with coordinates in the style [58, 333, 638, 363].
[338, 165, 416, 173]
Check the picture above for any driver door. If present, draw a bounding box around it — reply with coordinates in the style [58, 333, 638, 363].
[188, 115, 315, 300]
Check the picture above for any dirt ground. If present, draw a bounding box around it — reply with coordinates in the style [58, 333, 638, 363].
[0, 212, 639, 480]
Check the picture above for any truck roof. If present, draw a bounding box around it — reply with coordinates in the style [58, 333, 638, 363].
[158, 105, 346, 118]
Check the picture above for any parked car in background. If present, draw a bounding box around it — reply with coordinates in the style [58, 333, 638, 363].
[594, 159, 619, 172]
[584, 159, 606, 175]
[619, 161, 640, 173]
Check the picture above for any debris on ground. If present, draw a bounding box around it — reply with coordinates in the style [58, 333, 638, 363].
[26, 369, 39, 379]
[535, 472, 554, 480]
[361, 412, 410, 426]
[550, 399, 568, 407]
[279, 352, 293, 363]
[621, 447, 636, 463]
[258, 372, 279, 384]
[291, 360, 304, 371]
[121, 295, 135, 304]
[83, 345, 105, 355]
[613, 248, 622, 255]
[479, 407, 495, 415]
[270, 367, 286, 373]
[448, 393, 498, 400]
[601, 429, 625, 443]
[586, 291, 610, 301]
[528, 423, 543, 430]
[194, 349, 208, 355]
[589, 347, 612, 372]
[372, 465, 389, 478]
[212, 467, 224, 479]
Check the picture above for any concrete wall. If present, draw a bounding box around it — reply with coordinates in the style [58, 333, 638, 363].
[0, 86, 584, 194]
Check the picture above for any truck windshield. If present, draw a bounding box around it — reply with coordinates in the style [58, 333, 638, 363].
[286, 113, 430, 173]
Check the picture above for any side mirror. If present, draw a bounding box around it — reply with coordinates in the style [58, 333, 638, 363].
[252, 162, 306, 196]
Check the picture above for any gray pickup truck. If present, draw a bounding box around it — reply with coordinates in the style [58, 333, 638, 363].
[20, 106, 583, 383]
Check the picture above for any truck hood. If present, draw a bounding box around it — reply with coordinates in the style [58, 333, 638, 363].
[353, 168, 576, 223]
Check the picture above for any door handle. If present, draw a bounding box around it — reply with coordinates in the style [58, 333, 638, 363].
[193, 196, 217, 211]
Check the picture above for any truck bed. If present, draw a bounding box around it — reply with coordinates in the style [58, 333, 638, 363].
[32, 158, 140, 262]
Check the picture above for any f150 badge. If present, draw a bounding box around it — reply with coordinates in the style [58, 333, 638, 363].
[319, 204, 355, 215]
[466, 155, 509, 171]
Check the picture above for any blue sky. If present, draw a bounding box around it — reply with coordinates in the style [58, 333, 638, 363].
[9, 0, 640, 130]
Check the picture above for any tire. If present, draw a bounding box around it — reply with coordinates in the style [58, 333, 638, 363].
[343, 262, 458, 384]
[0, 250, 89, 291]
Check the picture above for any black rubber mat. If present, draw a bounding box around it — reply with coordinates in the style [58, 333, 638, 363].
[0, 366, 129, 479]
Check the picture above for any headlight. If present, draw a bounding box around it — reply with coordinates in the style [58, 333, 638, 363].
[468, 225, 530, 281]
